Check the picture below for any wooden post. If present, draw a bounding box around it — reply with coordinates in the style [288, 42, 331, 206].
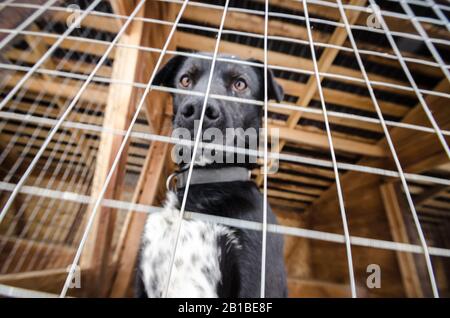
[109, 117, 172, 297]
[80, 1, 175, 297]
[380, 182, 423, 297]
[109, 0, 136, 31]
[79, 4, 148, 297]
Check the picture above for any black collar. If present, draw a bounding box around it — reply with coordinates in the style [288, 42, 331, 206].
[167, 167, 251, 191]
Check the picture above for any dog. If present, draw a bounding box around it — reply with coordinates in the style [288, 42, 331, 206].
[135, 53, 287, 298]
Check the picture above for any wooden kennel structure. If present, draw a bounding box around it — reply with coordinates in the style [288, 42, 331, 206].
[0, 0, 449, 297]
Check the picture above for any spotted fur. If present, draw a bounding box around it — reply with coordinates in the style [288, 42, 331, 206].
[139, 192, 240, 298]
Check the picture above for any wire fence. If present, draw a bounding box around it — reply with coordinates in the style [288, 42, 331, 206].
[0, 0, 449, 298]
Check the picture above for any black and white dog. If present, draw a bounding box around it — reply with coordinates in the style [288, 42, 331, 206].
[136, 54, 287, 298]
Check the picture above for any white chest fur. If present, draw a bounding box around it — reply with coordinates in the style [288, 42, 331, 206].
[139, 192, 239, 298]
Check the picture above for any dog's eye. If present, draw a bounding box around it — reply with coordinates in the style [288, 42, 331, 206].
[179, 75, 191, 88]
[233, 78, 247, 92]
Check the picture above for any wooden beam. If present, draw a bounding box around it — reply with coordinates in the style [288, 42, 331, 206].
[51, 11, 119, 34]
[48, 3, 441, 78]
[4, 73, 108, 104]
[280, 162, 335, 179]
[263, 0, 447, 41]
[262, 0, 340, 21]
[0, 268, 70, 294]
[37, 34, 117, 58]
[4, 48, 113, 78]
[268, 189, 316, 202]
[264, 171, 332, 187]
[277, 78, 409, 117]
[0, 235, 75, 274]
[309, 79, 450, 209]
[380, 183, 423, 297]
[268, 197, 308, 210]
[285, 0, 364, 131]
[270, 123, 387, 158]
[81, 1, 175, 297]
[414, 185, 448, 207]
[183, 4, 326, 41]
[290, 79, 449, 297]
[110, 118, 172, 297]
[288, 278, 369, 298]
[301, 80, 449, 295]
[256, 0, 365, 185]
[109, 0, 136, 29]
[79, 5, 149, 297]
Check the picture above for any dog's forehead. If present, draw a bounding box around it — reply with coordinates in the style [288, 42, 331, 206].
[179, 55, 258, 78]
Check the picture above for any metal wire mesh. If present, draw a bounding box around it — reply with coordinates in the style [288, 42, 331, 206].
[0, 0, 449, 298]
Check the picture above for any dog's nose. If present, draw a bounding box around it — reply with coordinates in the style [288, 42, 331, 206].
[205, 103, 220, 122]
[181, 104, 196, 119]
[179, 102, 222, 128]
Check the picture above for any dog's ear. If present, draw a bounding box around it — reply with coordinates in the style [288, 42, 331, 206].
[153, 55, 186, 87]
[248, 59, 284, 102]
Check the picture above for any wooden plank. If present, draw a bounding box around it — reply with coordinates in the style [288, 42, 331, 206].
[280, 162, 335, 179]
[80, 2, 173, 295]
[380, 183, 423, 297]
[5, 48, 113, 78]
[110, 118, 172, 297]
[4, 73, 108, 105]
[0, 235, 75, 274]
[109, 0, 136, 29]
[288, 278, 369, 298]
[277, 78, 409, 117]
[270, 124, 387, 158]
[0, 266, 111, 297]
[79, 5, 149, 297]
[268, 197, 308, 210]
[414, 185, 448, 207]
[268, 189, 316, 202]
[309, 79, 450, 209]
[38, 35, 117, 58]
[264, 0, 447, 41]
[270, 183, 323, 197]
[51, 11, 119, 34]
[265, 171, 332, 187]
[183, 4, 327, 42]
[0, 268, 70, 294]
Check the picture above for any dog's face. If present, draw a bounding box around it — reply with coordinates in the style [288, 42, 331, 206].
[154, 54, 284, 132]
[154, 54, 284, 165]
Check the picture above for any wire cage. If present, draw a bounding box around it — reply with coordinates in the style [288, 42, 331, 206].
[0, 0, 449, 298]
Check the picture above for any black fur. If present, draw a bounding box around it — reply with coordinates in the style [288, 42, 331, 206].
[137, 54, 287, 298]
[178, 182, 287, 297]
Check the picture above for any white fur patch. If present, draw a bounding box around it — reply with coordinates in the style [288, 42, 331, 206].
[140, 192, 239, 298]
